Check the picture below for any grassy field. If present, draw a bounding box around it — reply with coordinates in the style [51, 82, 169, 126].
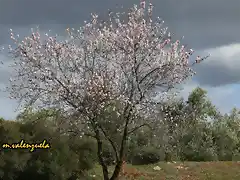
[86, 161, 240, 180]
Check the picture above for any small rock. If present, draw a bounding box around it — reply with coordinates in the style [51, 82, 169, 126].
[90, 174, 96, 178]
[153, 166, 161, 171]
[176, 165, 184, 169]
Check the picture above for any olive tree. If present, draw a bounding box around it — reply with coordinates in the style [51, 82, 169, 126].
[2, 1, 206, 179]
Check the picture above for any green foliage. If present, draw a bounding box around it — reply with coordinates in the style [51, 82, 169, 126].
[1, 87, 240, 179]
[0, 110, 97, 180]
[212, 109, 240, 161]
[0, 120, 30, 180]
[123, 87, 240, 164]
[187, 87, 218, 120]
[178, 122, 218, 161]
[131, 146, 161, 165]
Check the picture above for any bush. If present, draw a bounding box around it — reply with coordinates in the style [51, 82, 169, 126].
[131, 147, 161, 165]
[0, 118, 97, 180]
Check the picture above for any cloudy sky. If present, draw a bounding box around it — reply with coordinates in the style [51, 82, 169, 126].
[0, 0, 240, 119]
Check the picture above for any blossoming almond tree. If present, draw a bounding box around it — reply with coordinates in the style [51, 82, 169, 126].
[2, 1, 207, 179]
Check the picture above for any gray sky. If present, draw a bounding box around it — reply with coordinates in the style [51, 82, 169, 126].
[0, 0, 240, 119]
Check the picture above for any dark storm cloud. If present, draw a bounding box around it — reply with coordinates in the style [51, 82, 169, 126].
[1, 0, 240, 86]
[0, 0, 240, 118]
[0, 0, 240, 48]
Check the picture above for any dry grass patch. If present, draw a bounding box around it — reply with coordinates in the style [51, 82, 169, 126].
[86, 161, 240, 180]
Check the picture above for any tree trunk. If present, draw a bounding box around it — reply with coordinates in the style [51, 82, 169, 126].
[110, 160, 123, 180]
[110, 106, 132, 179]
[110, 126, 128, 179]
[96, 132, 110, 180]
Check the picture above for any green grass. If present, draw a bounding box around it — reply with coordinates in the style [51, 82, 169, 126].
[86, 161, 240, 180]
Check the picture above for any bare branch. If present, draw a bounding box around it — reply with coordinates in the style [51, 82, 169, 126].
[98, 124, 120, 162]
[128, 123, 152, 135]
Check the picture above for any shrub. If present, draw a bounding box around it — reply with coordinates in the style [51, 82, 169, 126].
[131, 147, 161, 165]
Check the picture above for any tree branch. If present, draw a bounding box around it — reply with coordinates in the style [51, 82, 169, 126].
[139, 67, 160, 84]
[66, 130, 97, 139]
[127, 123, 152, 135]
[98, 124, 120, 162]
